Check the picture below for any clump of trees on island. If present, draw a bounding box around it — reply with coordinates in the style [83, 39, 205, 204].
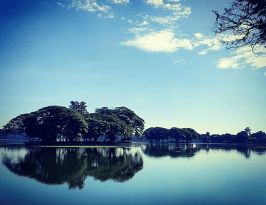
[2, 101, 144, 144]
[1, 101, 266, 144]
[144, 127, 266, 144]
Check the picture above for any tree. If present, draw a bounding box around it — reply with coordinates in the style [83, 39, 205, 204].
[22, 106, 88, 143]
[69, 101, 89, 117]
[3, 113, 31, 134]
[244, 127, 251, 135]
[91, 106, 145, 140]
[213, 0, 266, 49]
[236, 130, 249, 143]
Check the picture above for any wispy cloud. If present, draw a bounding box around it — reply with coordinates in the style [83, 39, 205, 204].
[68, 0, 110, 13]
[143, 0, 191, 26]
[59, 0, 266, 73]
[145, 0, 164, 7]
[173, 58, 189, 64]
[60, 0, 129, 19]
[122, 29, 193, 52]
[217, 46, 266, 69]
[111, 0, 129, 5]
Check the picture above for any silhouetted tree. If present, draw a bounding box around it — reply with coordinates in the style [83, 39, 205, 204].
[244, 127, 251, 135]
[86, 107, 145, 142]
[23, 106, 88, 143]
[236, 130, 249, 143]
[213, 0, 266, 49]
[69, 101, 89, 117]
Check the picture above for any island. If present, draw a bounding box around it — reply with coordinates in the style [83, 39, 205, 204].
[0, 101, 266, 145]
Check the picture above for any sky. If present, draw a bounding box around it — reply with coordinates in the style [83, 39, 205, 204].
[0, 0, 266, 134]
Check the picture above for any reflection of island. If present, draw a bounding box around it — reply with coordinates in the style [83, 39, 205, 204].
[2, 147, 143, 189]
[141, 143, 266, 159]
[196, 144, 266, 158]
[142, 143, 200, 158]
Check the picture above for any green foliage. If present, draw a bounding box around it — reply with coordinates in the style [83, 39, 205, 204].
[143, 127, 199, 142]
[3, 113, 31, 134]
[24, 106, 88, 142]
[3, 103, 145, 143]
[86, 107, 145, 141]
[69, 101, 89, 117]
[4, 106, 88, 143]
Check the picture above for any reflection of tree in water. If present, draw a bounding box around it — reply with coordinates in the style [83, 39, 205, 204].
[195, 144, 266, 159]
[2, 147, 143, 189]
[142, 143, 266, 159]
[142, 143, 200, 158]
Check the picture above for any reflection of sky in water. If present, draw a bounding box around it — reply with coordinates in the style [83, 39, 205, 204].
[0, 148, 28, 163]
[0, 145, 266, 205]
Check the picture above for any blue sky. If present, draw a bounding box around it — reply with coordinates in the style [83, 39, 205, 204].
[0, 0, 265, 134]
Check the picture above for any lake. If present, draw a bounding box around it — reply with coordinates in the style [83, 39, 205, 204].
[0, 144, 266, 205]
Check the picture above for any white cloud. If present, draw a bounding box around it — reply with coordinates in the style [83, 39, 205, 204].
[138, 20, 149, 26]
[145, 0, 164, 7]
[69, 0, 110, 13]
[122, 29, 193, 52]
[217, 57, 239, 69]
[198, 50, 207, 55]
[194, 33, 204, 40]
[193, 33, 221, 54]
[143, 0, 191, 26]
[111, 0, 129, 4]
[128, 27, 153, 34]
[217, 46, 266, 69]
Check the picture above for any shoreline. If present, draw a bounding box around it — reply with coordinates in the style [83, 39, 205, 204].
[1, 142, 266, 148]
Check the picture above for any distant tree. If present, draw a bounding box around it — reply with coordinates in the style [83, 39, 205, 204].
[69, 101, 89, 117]
[142, 127, 200, 143]
[249, 131, 266, 143]
[244, 127, 251, 135]
[213, 0, 266, 49]
[142, 127, 169, 142]
[236, 130, 249, 143]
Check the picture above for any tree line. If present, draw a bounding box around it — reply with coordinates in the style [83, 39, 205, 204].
[1, 101, 266, 144]
[2, 101, 144, 144]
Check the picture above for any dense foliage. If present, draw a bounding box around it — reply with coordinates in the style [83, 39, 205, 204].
[2, 101, 266, 144]
[86, 107, 144, 141]
[3, 106, 88, 143]
[2, 102, 145, 143]
[143, 127, 266, 144]
[143, 127, 200, 143]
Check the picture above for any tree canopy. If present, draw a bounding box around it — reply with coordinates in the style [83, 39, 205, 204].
[213, 0, 266, 49]
[143, 127, 199, 142]
[69, 101, 89, 117]
[3, 103, 145, 143]
[86, 106, 145, 141]
[22, 106, 87, 143]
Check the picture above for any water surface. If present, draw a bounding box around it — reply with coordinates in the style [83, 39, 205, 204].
[0, 144, 266, 205]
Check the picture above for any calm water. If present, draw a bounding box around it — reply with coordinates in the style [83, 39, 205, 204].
[0, 144, 266, 205]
